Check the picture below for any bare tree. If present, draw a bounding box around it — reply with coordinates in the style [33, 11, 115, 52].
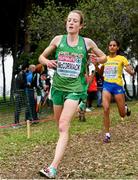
[1, 47, 6, 101]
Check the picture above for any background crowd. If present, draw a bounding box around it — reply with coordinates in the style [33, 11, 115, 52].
[13, 62, 51, 127]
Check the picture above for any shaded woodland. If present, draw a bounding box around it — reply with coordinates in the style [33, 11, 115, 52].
[0, 0, 138, 101]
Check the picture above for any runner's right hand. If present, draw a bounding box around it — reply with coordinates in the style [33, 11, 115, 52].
[47, 60, 57, 69]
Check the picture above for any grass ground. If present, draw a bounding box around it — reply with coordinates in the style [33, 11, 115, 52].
[0, 100, 138, 179]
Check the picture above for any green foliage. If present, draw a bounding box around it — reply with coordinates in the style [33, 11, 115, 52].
[28, 0, 70, 63]
[17, 52, 32, 66]
[78, 0, 138, 53]
[28, 0, 138, 62]
[30, 40, 50, 64]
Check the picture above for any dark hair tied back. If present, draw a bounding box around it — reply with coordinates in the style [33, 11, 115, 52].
[109, 39, 124, 55]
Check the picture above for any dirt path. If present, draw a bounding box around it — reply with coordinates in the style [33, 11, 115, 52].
[0, 119, 138, 179]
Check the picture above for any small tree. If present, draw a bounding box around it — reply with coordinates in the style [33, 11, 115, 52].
[28, 0, 70, 62]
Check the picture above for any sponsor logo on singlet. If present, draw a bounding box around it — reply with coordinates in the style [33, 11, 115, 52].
[57, 52, 83, 78]
[104, 65, 117, 79]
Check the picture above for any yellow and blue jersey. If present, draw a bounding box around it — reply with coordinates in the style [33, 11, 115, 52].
[103, 55, 129, 86]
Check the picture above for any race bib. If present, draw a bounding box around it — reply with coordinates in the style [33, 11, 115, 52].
[57, 52, 82, 78]
[104, 65, 117, 79]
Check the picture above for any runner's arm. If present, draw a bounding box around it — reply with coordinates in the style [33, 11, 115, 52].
[39, 35, 62, 68]
[124, 64, 135, 76]
[84, 38, 107, 64]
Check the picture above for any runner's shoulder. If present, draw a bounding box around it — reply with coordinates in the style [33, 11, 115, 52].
[51, 35, 63, 47]
[83, 37, 97, 51]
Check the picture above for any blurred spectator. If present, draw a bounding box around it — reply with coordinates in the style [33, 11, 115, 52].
[13, 63, 29, 127]
[25, 64, 38, 122]
[95, 69, 104, 107]
[86, 64, 97, 112]
[46, 68, 55, 107]
[40, 72, 51, 107]
[33, 64, 44, 113]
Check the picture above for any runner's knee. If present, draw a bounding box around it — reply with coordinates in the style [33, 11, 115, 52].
[59, 120, 69, 133]
[103, 105, 110, 114]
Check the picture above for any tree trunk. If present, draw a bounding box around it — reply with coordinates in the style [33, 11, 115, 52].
[137, 72, 138, 98]
[123, 73, 133, 99]
[2, 47, 6, 101]
[24, 0, 33, 53]
[10, 32, 18, 101]
[132, 75, 136, 98]
[135, 65, 138, 98]
[10, 0, 22, 100]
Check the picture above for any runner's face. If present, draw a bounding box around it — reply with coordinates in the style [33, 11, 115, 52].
[108, 41, 119, 54]
[66, 12, 82, 34]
